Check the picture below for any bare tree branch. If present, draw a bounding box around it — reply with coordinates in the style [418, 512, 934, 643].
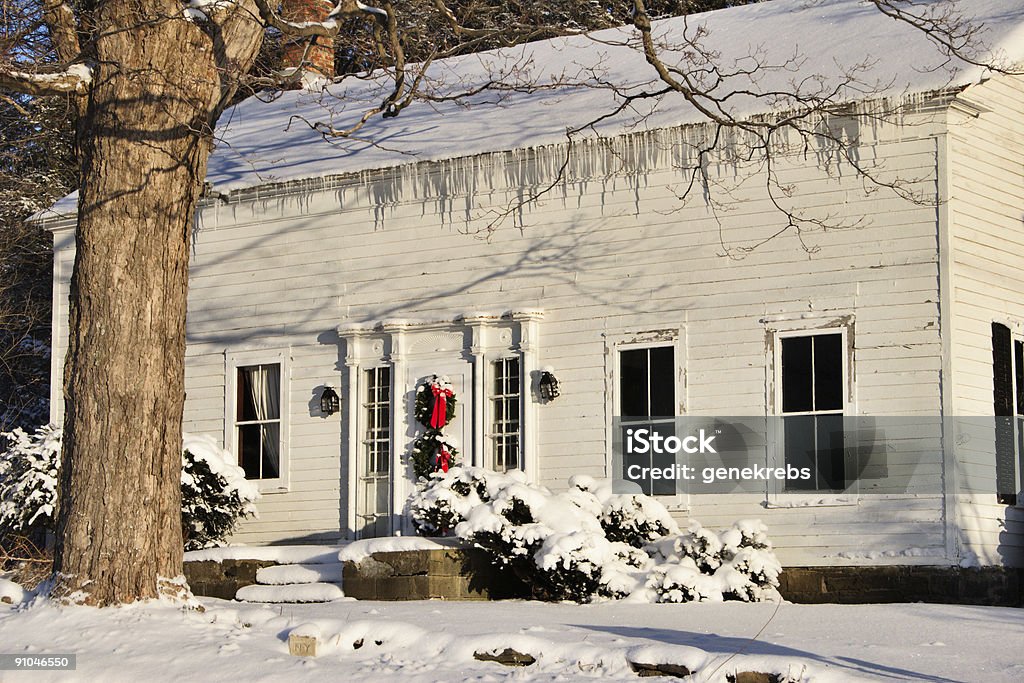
[251, 0, 386, 38]
[0, 64, 91, 96]
[867, 0, 1023, 75]
[41, 0, 80, 64]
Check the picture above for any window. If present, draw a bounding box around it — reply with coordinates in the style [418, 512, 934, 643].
[364, 366, 391, 476]
[491, 357, 521, 471]
[359, 366, 392, 537]
[236, 363, 282, 480]
[620, 346, 675, 419]
[992, 322, 1024, 505]
[619, 345, 676, 495]
[779, 332, 846, 491]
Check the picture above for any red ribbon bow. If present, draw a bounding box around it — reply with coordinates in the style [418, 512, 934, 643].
[436, 447, 451, 473]
[430, 384, 453, 429]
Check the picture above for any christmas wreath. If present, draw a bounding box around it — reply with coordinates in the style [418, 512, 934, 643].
[409, 375, 460, 479]
[414, 375, 457, 428]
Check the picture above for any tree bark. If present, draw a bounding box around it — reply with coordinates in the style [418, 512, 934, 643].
[53, 0, 263, 606]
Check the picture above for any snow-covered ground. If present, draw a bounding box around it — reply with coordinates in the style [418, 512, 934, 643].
[0, 596, 1021, 682]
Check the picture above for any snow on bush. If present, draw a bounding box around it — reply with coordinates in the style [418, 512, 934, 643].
[181, 433, 260, 551]
[0, 427, 259, 550]
[0, 425, 61, 541]
[408, 467, 782, 604]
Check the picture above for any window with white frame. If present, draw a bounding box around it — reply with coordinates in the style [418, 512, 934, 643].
[778, 331, 846, 491]
[491, 356, 521, 471]
[618, 345, 676, 495]
[358, 365, 392, 537]
[992, 322, 1024, 505]
[235, 363, 282, 480]
[364, 366, 391, 476]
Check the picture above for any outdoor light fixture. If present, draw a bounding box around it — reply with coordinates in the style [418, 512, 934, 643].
[320, 386, 340, 416]
[538, 367, 560, 401]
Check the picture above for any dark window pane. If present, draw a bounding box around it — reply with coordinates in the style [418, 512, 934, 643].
[620, 349, 649, 418]
[783, 415, 816, 490]
[813, 334, 844, 411]
[238, 424, 262, 479]
[238, 368, 258, 422]
[649, 346, 675, 417]
[506, 435, 519, 470]
[816, 413, 845, 490]
[782, 337, 813, 413]
[261, 423, 281, 479]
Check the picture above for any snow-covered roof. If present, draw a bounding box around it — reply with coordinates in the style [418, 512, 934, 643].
[42, 0, 1024, 218]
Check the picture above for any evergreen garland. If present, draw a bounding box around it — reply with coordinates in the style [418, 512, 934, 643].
[413, 381, 457, 427]
[409, 375, 459, 479]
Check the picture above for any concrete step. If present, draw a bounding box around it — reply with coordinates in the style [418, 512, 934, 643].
[256, 562, 344, 585]
[235, 582, 345, 603]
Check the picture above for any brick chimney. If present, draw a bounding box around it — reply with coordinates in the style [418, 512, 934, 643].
[281, 0, 335, 79]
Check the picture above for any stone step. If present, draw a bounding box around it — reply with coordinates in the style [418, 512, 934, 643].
[235, 582, 345, 603]
[256, 562, 344, 585]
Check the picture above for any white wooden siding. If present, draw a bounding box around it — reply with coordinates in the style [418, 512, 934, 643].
[946, 75, 1024, 566]
[46, 101, 965, 561]
[194, 109, 946, 558]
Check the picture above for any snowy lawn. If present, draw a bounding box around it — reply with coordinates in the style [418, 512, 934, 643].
[0, 597, 1022, 682]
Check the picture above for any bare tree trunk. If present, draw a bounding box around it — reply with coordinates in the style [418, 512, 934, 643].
[52, 1, 263, 606]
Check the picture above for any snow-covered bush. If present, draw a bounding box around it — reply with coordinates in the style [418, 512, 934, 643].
[599, 491, 679, 548]
[181, 434, 260, 551]
[0, 427, 259, 550]
[409, 467, 492, 535]
[408, 467, 782, 604]
[0, 425, 61, 541]
[646, 520, 782, 603]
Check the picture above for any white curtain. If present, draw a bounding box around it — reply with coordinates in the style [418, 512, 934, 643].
[247, 364, 281, 477]
[248, 364, 280, 422]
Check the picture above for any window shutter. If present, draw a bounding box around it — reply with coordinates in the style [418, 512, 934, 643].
[992, 322, 1016, 504]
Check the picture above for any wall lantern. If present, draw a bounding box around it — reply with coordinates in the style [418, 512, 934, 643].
[320, 386, 341, 416]
[538, 367, 560, 402]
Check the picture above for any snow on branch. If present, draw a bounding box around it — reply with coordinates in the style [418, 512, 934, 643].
[0, 64, 92, 97]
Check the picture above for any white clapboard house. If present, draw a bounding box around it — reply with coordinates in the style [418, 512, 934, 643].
[40, 0, 1024, 568]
